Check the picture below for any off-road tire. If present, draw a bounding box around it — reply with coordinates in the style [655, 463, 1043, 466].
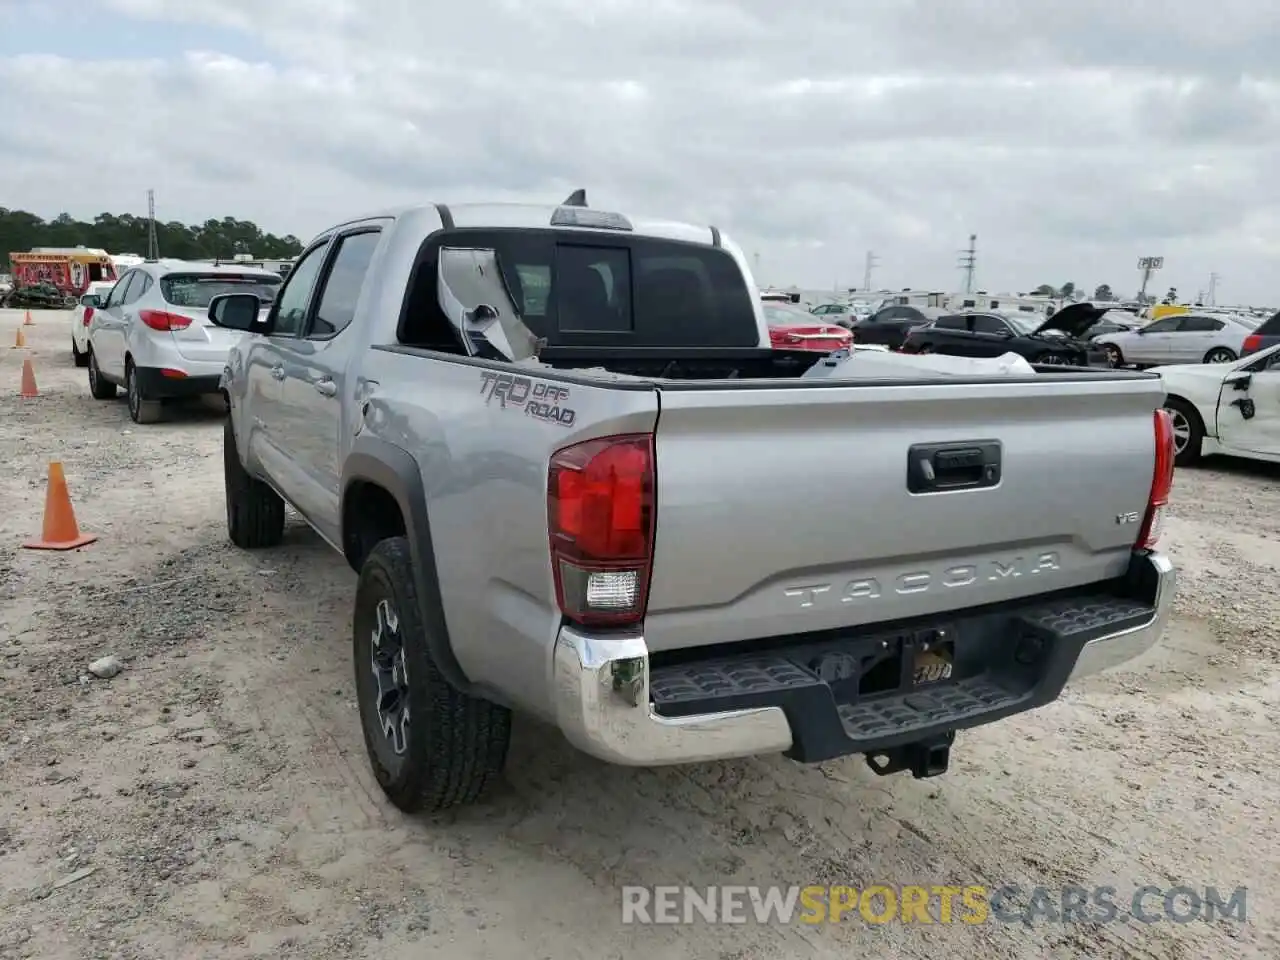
[125, 360, 163, 424]
[223, 417, 285, 548]
[354, 536, 511, 813]
[1164, 396, 1204, 467]
[87, 351, 117, 399]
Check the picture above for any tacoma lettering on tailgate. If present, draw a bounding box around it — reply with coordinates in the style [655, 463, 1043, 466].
[479, 371, 577, 426]
[784, 553, 1061, 608]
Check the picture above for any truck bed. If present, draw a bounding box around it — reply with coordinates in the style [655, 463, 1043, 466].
[374, 342, 1163, 659]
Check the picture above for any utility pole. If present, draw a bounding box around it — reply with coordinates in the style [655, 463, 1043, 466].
[1207, 271, 1220, 306]
[146, 189, 159, 260]
[957, 234, 977, 294]
[863, 250, 879, 291]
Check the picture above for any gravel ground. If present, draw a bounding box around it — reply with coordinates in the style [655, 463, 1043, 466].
[1, 307, 1278, 960]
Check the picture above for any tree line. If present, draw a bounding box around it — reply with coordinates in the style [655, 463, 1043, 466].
[1029, 282, 1126, 302]
[0, 208, 304, 266]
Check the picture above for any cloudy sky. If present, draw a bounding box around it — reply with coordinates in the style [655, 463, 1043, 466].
[1, 0, 1277, 303]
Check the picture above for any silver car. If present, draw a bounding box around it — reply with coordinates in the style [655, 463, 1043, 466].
[86, 260, 282, 423]
[1093, 311, 1261, 368]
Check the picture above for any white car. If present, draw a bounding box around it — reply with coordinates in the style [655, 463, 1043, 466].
[1094, 311, 1260, 368]
[71, 280, 119, 367]
[1154, 343, 1280, 466]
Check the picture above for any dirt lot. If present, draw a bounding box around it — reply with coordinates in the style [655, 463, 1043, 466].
[1, 306, 1278, 960]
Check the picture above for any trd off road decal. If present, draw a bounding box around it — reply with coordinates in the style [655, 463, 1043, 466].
[479, 371, 577, 426]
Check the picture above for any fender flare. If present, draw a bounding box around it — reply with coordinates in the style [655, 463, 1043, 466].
[341, 436, 472, 694]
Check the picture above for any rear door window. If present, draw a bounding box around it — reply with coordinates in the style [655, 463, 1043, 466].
[1180, 315, 1223, 332]
[972, 315, 1009, 335]
[935, 314, 967, 330]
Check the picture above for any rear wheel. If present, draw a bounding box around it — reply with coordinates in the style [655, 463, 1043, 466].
[1164, 397, 1204, 467]
[353, 536, 511, 812]
[87, 351, 117, 400]
[223, 417, 285, 548]
[1203, 347, 1236, 364]
[126, 360, 163, 424]
[1103, 344, 1123, 367]
[1037, 352, 1067, 365]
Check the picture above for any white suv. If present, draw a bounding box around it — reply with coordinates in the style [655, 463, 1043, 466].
[87, 260, 282, 423]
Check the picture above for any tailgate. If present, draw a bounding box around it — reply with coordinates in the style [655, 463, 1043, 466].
[643, 376, 1162, 653]
[170, 312, 248, 362]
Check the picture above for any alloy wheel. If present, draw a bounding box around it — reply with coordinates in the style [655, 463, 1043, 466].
[369, 598, 410, 757]
[1166, 406, 1192, 454]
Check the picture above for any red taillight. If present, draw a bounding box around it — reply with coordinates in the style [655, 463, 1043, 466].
[1242, 334, 1261, 355]
[548, 434, 655, 627]
[139, 310, 192, 332]
[1137, 408, 1175, 550]
[82, 307, 94, 326]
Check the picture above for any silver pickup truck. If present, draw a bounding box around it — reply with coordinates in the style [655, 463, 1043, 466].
[211, 195, 1177, 812]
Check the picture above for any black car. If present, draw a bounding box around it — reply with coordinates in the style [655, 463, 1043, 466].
[853, 305, 948, 349]
[900, 302, 1112, 366]
[1242, 309, 1280, 357]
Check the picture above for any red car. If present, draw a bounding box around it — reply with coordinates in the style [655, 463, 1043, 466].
[764, 303, 853, 352]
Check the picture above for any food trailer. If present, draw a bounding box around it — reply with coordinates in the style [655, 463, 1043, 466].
[2, 248, 119, 307]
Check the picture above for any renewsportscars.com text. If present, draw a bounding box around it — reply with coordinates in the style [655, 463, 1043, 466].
[621, 884, 1248, 925]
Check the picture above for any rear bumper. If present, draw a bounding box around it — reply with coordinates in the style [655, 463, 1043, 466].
[133, 366, 223, 398]
[551, 551, 1174, 767]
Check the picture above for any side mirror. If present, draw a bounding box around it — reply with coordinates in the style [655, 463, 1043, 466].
[1227, 372, 1252, 391]
[209, 292, 267, 332]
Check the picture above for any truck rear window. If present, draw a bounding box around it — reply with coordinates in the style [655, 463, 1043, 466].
[161, 273, 282, 309]
[403, 228, 759, 349]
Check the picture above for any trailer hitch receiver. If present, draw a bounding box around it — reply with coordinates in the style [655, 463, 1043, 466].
[865, 731, 955, 779]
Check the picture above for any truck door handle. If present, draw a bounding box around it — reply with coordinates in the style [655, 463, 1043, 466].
[907, 441, 1002, 493]
[270, 365, 285, 380]
[313, 378, 337, 397]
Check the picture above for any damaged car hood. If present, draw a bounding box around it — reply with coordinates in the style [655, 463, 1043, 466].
[1031, 302, 1109, 339]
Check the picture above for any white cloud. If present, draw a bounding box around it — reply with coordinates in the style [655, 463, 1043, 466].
[2, 0, 1278, 302]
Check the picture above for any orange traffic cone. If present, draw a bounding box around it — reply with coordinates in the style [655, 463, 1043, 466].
[20, 358, 38, 398]
[10, 327, 24, 348]
[23, 310, 34, 326]
[23, 462, 98, 551]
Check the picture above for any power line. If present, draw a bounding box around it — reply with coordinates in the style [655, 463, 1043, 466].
[863, 250, 880, 291]
[957, 234, 977, 294]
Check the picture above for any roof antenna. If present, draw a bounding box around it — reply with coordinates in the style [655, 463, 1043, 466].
[562, 188, 587, 208]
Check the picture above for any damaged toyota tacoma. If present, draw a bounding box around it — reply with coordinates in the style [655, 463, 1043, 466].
[212, 193, 1177, 812]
